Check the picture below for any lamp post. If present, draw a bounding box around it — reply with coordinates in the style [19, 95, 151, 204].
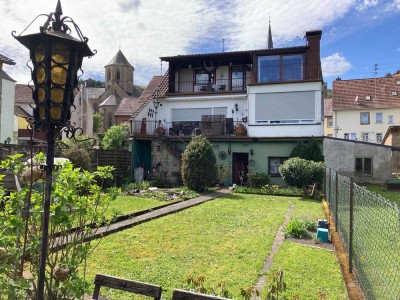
[153, 100, 160, 126]
[13, 1, 94, 299]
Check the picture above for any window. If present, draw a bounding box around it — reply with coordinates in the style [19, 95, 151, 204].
[231, 66, 244, 90]
[195, 69, 214, 85]
[116, 69, 121, 81]
[360, 112, 370, 124]
[376, 112, 383, 124]
[388, 115, 394, 124]
[361, 133, 369, 142]
[350, 133, 357, 140]
[344, 133, 349, 140]
[355, 157, 372, 175]
[269, 157, 287, 176]
[327, 117, 333, 128]
[107, 69, 111, 81]
[376, 133, 383, 143]
[258, 54, 303, 83]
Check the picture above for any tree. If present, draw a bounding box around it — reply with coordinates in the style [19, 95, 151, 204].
[290, 139, 324, 162]
[0, 154, 118, 299]
[101, 123, 129, 150]
[93, 113, 103, 133]
[181, 135, 217, 191]
[78, 77, 104, 88]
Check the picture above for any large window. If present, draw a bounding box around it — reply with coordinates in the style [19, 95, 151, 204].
[355, 157, 372, 175]
[269, 157, 287, 176]
[258, 54, 303, 83]
[360, 112, 370, 124]
[195, 69, 214, 85]
[231, 66, 244, 90]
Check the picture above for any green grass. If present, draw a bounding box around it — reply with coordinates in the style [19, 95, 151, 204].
[262, 241, 347, 300]
[84, 194, 345, 299]
[105, 195, 171, 217]
[360, 183, 400, 205]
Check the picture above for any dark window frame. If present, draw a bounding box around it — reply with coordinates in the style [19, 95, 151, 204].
[355, 157, 372, 175]
[268, 157, 288, 176]
[195, 69, 215, 85]
[360, 112, 370, 125]
[258, 54, 304, 83]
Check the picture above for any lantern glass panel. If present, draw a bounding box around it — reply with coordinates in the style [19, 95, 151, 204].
[51, 42, 70, 64]
[38, 88, 45, 102]
[35, 43, 45, 63]
[37, 66, 45, 83]
[51, 66, 67, 85]
[39, 105, 45, 118]
[50, 106, 62, 120]
[51, 88, 64, 103]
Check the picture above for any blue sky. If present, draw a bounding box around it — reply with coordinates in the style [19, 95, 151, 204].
[1, 0, 399, 88]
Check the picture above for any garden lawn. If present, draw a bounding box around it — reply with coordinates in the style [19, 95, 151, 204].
[361, 183, 400, 205]
[85, 194, 345, 299]
[262, 241, 347, 300]
[104, 195, 171, 218]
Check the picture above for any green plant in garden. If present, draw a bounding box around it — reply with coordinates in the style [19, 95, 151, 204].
[61, 144, 91, 170]
[284, 218, 310, 239]
[265, 270, 286, 300]
[101, 123, 129, 150]
[181, 135, 217, 192]
[247, 172, 270, 188]
[279, 157, 324, 195]
[0, 153, 118, 299]
[185, 274, 232, 298]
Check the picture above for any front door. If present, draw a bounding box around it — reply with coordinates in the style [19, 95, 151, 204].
[232, 153, 249, 185]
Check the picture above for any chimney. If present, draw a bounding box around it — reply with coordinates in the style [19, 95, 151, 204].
[305, 30, 322, 80]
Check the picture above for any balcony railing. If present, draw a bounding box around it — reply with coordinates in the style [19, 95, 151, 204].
[131, 119, 248, 138]
[171, 78, 251, 94]
[18, 129, 46, 140]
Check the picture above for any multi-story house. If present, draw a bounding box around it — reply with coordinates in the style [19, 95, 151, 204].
[0, 53, 16, 144]
[332, 74, 400, 143]
[324, 98, 333, 137]
[129, 30, 324, 185]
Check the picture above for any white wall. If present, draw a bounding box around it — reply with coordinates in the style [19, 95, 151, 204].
[334, 108, 400, 143]
[1, 78, 16, 143]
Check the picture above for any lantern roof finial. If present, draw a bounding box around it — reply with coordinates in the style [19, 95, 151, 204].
[55, 0, 63, 17]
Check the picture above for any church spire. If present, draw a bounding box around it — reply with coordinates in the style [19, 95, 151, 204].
[267, 16, 273, 49]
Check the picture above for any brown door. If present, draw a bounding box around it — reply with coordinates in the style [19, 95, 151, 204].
[232, 153, 249, 185]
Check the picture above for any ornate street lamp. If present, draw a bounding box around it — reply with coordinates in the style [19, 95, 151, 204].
[153, 100, 160, 123]
[13, 1, 94, 299]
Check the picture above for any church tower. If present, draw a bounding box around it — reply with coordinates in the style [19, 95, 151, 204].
[105, 50, 134, 95]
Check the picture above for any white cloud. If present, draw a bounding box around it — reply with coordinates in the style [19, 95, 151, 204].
[385, 0, 400, 10]
[356, 0, 379, 12]
[322, 53, 352, 78]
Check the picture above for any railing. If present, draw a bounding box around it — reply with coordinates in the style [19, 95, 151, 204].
[18, 129, 46, 140]
[171, 78, 251, 94]
[131, 119, 246, 137]
[324, 168, 400, 300]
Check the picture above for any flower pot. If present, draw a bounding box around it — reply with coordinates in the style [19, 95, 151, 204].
[234, 123, 247, 136]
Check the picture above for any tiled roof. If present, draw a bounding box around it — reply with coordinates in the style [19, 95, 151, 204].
[84, 87, 105, 99]
[105, 50, 133, 68]
[15, 84, 33, 104]
[114, 97, 139, 116]
[324, 98, 332, 117]
[0, 53, 15, 65]
[0, 70, 16, 82]
[332, 77, 400, 111]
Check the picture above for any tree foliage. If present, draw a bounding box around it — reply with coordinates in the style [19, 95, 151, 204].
[61, 144, 91, 170]
[101, 123, 129, 150]
[290, 139, 324, 162]
[93, 113, 103, 133]
[181, 135, 217, 191]
[279, 157, 325, 192]
[78, 77, 104, 88]
[0, 154, 118, 299]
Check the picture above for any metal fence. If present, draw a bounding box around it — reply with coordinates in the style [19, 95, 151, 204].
[325, 168, 400, 300]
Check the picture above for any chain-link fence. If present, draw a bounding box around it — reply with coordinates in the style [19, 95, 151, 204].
[325, 168, 400, 300]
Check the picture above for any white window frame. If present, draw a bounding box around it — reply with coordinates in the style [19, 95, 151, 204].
[361, 133, 369, 142]
[376, 133, 383, 143]
[376, 112, 383, 124]
[388, 115, 394, 124]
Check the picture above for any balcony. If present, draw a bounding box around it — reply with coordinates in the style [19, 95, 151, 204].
[131, 119, 248, 138]
[170, 78, 251, 95]
[18, 129, 46, 140]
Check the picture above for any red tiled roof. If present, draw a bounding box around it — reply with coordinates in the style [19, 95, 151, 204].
[332, 77, 400, 111]
[15, 84, 33, 104]
[114, 97, 139, 116]
[324, 98, 332, 117]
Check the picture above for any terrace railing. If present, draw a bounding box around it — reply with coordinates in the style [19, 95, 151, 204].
[324, 168, 400, 300]
[171, 78, 251, 94]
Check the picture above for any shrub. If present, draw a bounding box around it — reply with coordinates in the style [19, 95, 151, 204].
[247, 172, 270, 188]
[61, 144, 91, 170]
[182, 135, 217, 192]
[284, 218, 310, 239]
[279, 158, 325, 192]
[290, 138, 324, 162]
[101, 123, 129, 150]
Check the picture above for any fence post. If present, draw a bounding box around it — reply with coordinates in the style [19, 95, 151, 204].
[323, 167, 326, 197]
[335, 171, 339, 232]
[349, 177, 354, 273]
[328, 169, 332, 202]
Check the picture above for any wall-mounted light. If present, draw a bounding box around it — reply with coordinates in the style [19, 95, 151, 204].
[250, 148, 254, 156]
[234, 103, 238, 111]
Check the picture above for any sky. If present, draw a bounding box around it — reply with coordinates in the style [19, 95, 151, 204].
[1, 0, 399, 89]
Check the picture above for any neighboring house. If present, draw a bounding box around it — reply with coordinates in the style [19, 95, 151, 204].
[332, 74, 400, 143]
[324, 137, 397, 183]
[382, 125, 400, 174]
[98, 50, 142, 132]
[130, 28, 324, 185]
[71, 84, 96, 135]
[324, 98, 333, 137]
[14, 84, 45, 144]
[0, 53, 16, 144]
